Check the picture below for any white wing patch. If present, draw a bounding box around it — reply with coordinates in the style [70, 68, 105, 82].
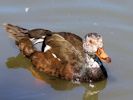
[30, 38, 61, 61]
[30, 36, 46, 45]
[52, 53, 61, 61]
[30, 38, 35, 41]
[30, 38, 43, 51]
[30, 38, 45, 51]
[52, 53, 57, 58]
[34, 38, 44, 44]
[57, 58, 61, 61]
[44, 45, 51, 52]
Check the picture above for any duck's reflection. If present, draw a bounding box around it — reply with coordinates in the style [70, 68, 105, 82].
[6, 54, 107, 100]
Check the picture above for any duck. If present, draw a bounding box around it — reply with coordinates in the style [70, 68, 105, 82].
[4, 23, 111, 83]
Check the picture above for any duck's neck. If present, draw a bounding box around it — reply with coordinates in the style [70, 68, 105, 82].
[84, 52, 100, 68]
[72, 51, 107, 83]
[79, 51, 107, 82]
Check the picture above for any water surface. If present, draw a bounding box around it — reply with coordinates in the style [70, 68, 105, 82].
[0, 0, 133, 100]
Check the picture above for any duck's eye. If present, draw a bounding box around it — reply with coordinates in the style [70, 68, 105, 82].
[89, 40, 93, 44]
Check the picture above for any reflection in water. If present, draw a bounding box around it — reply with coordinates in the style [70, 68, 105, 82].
[6, 54, 107, 100]
[83, 81, 106, 100]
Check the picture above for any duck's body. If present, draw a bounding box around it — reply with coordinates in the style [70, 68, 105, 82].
[5, 24, 111, 82]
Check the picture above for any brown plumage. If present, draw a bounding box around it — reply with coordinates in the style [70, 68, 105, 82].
[5, 24, 83, 80]
[30, 34, 83, 80]
[4, 23, 111, 82]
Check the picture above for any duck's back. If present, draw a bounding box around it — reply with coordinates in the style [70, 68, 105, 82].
[5, 23, 85, 80]
[55, 32, 83, 56]
[31, 34, 84, 80]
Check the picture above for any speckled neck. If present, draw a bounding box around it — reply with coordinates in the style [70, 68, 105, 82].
[84, 52, 95, 61]
[80, 51, 107, 82]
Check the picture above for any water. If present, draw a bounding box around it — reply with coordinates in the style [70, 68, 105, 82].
[0, 0, 133, 100]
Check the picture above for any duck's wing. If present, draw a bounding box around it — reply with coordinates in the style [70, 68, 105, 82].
[4, 23, 52, 53]
[54, 32, 83, 56]
[31, 34, 84, 80]
[4, 24, 84, 80]
[28, 31, 83, 54]
[45, 34, 83, 64]
[5, 23, 83, 55]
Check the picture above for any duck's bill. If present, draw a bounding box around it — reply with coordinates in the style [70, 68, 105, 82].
[96, 48, 111, 63]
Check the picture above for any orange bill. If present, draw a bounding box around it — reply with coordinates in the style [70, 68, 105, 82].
[96, 48, 111, 63]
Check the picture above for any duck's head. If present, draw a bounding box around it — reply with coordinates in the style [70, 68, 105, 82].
[83, 33, 111, 63]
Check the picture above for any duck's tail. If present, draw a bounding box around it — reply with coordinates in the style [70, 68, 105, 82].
[4, 23, 29, 41]
[4, 23, 35, 57]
